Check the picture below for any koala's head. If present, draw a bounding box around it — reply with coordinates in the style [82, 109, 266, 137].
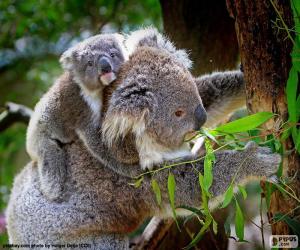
[102, 38, 207, 169]
[60, 33, 127, 91]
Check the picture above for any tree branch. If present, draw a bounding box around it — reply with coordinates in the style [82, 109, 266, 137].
[0, 102, 32, 132]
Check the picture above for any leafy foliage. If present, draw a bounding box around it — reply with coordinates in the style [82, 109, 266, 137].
[0, 0, 162, 48]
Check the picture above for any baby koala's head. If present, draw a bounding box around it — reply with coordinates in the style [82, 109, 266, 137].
[60, 33, 127, 91]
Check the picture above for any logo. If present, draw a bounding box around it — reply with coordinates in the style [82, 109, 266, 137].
[269, 235, 298, 248]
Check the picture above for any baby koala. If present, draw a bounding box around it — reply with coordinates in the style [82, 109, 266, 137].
[26, 33, 127, 201]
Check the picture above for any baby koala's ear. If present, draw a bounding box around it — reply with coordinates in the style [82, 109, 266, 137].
[113, 33, 129, 60]
[59, 44, 86, 71]
[102, 76, 156, 146]
[126, 27, 192, 69]
[59, 47, 75, 71]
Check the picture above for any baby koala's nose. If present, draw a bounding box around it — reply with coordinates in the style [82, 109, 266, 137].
[99, 57, 112, 74]
[194, 104, 207, 130]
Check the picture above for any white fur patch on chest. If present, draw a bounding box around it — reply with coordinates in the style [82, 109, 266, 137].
[79, 85, 102, 123]
[102, 112, 192, 170]
[135, 133, 192, 170]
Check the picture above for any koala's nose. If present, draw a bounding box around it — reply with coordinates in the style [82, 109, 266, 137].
[99, 57, 112, 74]
[194, 104, 207, 130]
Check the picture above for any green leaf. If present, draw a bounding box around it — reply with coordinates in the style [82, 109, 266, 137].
[273, 183, 288, 198]
[221, 184, 234, 208]
[286, 67, 298, 122]
[168, 173, 180, 230]
[177, 205, 203, 216]
[235, 200, 244, 241]
[201, 128, 218, 143]
[212, 219, 218, 235]
[238, 185, 247, 200]
[129, 176, 144, 188]
[151, 179, 162, 206]
[296, 95, 300, 120]
[199, 173, 209, 215]
[214, 112, 274, 134]
[203, 139, 215, 192]
[295, 128, 300, 154]
[274, 213, 300, 236]
[183, 215, 212, 250]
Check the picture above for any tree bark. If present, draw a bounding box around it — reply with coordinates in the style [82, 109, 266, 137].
[159, 0, 239, 76]
[226, 0, 299, 237]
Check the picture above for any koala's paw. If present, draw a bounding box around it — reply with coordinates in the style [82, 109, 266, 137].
[244, 141, 281, 178]
[40, 179, 64, 202]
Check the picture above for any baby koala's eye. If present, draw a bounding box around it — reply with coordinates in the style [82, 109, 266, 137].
[87, 61, 93, 66]
[110, 52, 115, 58]
[175, 109, 185, 117]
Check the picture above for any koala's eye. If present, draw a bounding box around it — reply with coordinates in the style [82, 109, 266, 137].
[87, 61, 93, 66]
[110, 52, 115, 58]
[175, 109, 185, 117]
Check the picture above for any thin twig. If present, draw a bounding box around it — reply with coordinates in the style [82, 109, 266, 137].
[269, 0, 295, 44]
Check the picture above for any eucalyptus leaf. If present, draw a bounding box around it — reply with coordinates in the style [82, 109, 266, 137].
[286, 67, 298, 122]
[203, 139, 214, 192]
[199, 173, 209, 215]
[129, 176, 144, 188]
[183, 215, 212, 250]
[221, 184, 234, 208]
[212, 219, 218, 235]
[151, 179, 162, 206]
[214, 112, 274, 134]
[238, 185, 247, 200]
[235, 200, 244, 241]
[168, 173, 180, 230]
[274, 213, 300, 236]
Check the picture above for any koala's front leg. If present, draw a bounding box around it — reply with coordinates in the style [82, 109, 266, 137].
[76, 124, 141, 178]
[209, 141, 281, 196]
[37, 137, 67, 201]
[152, 142, 280, 211]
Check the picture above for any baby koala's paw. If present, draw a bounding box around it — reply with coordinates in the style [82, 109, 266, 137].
[40, 181, 64, 202]
[244, 141, 281, 178]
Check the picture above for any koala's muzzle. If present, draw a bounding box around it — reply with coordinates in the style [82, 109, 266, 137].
[194, 104, 207, 130]
[99, 57, 112, 74]
[98, 57, 116, 85]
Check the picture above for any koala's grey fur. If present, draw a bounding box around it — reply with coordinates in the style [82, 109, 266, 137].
[7, 29, 280, 249]
[26, 33, 127, 201]
[196, 70, 245, 127]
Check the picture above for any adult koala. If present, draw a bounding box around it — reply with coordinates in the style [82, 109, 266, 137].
[6, 30, 280, 250]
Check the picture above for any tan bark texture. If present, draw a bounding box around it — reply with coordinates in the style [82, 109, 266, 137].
[227, 0, 300, 236]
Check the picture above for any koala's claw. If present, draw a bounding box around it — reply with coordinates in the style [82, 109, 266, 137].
[255, 147, 281, 178]
[242, 141, 281, 178]
[40, 181, 64, 201]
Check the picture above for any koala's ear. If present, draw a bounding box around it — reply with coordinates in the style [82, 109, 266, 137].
[102, 77, 156, 146]
[59, 44, 87, 71]
[126, 27, 192, 69]
[59, 47, 76, 71]
[113, 33, 129, 60]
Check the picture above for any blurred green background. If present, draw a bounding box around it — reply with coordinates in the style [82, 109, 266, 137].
[0, 0, 162, 244]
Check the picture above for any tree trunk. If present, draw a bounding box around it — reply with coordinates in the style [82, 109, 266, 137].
[226, 0, 300, 237]
[159, 0, 239, 76]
